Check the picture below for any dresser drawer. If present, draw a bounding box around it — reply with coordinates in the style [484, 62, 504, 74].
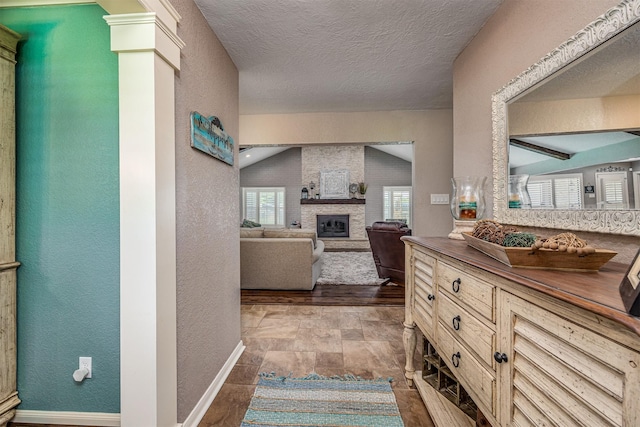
[438, 292, 495, 368]
[438, 325, 496, 417]
[438, 261, 495, 322]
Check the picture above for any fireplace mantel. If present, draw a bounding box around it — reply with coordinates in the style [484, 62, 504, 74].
[300, 198, 365, 205]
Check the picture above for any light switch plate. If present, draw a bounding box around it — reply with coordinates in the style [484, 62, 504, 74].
[431, 194, 449, 205]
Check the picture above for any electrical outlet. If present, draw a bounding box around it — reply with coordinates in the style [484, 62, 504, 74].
[79, 357, 92, 379]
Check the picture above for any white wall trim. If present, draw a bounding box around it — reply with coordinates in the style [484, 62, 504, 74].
[0, 1, 148, 19]
[138, 0, 182, 26]
[13, 410, 121, 426]
[0, 0, 90, 6]
[181, 341, 246, 427]
[105, 6, 183, 426]
[105, 12, 185, 69]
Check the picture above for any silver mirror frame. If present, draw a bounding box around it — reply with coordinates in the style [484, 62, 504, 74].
[492, 0, 640, 236]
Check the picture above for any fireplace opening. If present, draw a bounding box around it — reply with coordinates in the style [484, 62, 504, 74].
[317, 215, 350, 238]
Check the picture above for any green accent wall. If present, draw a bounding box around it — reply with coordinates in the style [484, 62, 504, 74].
[1, 5, 120, 413]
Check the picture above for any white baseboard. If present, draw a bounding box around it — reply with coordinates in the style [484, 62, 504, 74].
[13, 410, 121, 426]
[181, 340, 245, 427]
[12, 341, 244, 427]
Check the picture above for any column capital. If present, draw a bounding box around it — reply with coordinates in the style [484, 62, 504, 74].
[104, 12, 185, 70]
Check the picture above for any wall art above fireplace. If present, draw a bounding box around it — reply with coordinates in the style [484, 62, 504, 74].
[320, 169, 350, 199]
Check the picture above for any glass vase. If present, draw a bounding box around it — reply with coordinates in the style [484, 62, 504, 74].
[450, 176, 487, 220]
[508, 174, 531, 209]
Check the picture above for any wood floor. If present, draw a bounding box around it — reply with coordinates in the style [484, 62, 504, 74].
[241, 283, 405, 306]
[9, 286, 405, 427]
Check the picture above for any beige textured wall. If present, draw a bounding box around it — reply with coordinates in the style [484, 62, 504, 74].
[509, 95, 640, 136]
[452, 0, 620, 217]
[452, 0, 640, 262]
[240, 110, 454, 237]
[171, 0, 241, 421]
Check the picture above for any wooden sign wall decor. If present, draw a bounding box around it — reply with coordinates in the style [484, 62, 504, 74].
[190, 112, 234, 166]
[620, 248, 640, 316]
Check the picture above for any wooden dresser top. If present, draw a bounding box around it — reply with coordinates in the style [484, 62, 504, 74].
[403, 236, 640, 336]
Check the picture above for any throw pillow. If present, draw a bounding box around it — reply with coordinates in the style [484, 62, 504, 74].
[241, 219, 262, 228]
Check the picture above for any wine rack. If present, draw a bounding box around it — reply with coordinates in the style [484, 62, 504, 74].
[423, 339, 478, 419]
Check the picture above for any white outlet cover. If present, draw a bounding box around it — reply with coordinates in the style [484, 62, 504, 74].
[79, 356, 92, 378]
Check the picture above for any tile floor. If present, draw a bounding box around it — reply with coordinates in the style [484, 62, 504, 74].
[199, 304, 434, 426]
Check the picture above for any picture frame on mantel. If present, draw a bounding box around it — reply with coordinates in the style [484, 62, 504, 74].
[620, 248, 640, 316]
[320, 169, 350, 199]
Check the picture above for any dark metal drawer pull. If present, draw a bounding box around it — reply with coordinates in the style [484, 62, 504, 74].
[427, 294, 435, 301]
[452, 278, 461, 293]
[494, 352, 508, 364]
[452, 315, 461, 330]
[452, 352, 461, 368]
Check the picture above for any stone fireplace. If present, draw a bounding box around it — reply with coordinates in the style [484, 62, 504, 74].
[300, 200, 367, 250]
[300, 145, 369, 250]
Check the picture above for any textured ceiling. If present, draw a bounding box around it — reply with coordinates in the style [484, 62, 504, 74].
[193, 0, 503, 114]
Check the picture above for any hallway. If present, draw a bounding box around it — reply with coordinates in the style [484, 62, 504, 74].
[199, 304, 434, 426]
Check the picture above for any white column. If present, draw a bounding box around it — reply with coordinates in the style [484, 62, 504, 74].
[105, 10, 184, 427]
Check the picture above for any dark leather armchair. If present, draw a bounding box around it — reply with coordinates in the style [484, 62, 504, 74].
[366, 221, 412, 285]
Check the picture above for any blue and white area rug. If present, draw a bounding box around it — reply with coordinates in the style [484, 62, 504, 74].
[241, 373, 404, 426]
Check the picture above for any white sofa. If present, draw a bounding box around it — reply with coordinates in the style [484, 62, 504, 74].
[240, 227, 324, 290]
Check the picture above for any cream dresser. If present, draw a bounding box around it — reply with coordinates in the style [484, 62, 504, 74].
[402, 236, 640, 427]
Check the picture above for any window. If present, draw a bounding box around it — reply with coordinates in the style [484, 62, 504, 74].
[242, 187, 285, 226]
[595, 172, 629, 209]
[528, 174, 583, 209]
[383, 186, 412, 226]
[527, 180, 554, 208]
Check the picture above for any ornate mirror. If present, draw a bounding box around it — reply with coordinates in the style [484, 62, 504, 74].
[492, 0, 640, 236]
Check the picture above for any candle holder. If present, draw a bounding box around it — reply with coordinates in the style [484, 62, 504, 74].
[450, 176, 487, 221]
[508, 174, 531, 209]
